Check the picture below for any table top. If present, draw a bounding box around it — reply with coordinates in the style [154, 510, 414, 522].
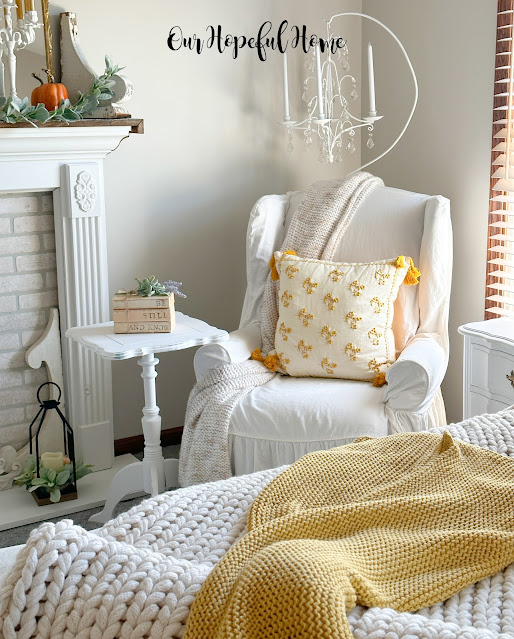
[458, 318, 514, 346]
[65, 312, 229, 360]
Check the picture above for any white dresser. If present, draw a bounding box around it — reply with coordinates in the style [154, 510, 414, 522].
[458, 318, 514, 419]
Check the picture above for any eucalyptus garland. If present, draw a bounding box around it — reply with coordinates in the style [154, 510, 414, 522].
[0, 55, 123, 126]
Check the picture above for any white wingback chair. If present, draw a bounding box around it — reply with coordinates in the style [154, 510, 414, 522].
[194, 186, 453, 476]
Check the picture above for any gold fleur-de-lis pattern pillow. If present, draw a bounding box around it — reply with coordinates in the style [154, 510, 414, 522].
[270, 252, 419, 384]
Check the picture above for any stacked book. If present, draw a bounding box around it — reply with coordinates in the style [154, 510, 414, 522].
[113, 293, 175, 334]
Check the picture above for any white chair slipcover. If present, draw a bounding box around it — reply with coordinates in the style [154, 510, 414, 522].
[194, 186, 452, 475]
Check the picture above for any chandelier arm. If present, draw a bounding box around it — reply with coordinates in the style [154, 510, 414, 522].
[342, 112, 374, 125]
[286, 112, 373, 132]
[327, 11, 418, 174]
[287, 117, 318, 130]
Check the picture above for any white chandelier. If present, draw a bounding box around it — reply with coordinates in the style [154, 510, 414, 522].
[281, 13, 418, 169]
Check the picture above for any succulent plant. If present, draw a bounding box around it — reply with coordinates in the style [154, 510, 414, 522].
[14, 456, 93, 503]
[135, 275, 170, 297]
[164, 280, 187, 298]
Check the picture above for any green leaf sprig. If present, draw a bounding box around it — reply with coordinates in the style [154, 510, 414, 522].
[0, 55, 124, 127]
[135, 275, 170, 297]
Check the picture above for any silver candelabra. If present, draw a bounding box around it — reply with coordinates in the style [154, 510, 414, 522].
[0, 0, 41, 104]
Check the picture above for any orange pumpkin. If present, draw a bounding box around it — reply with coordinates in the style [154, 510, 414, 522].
[31, 69, 69, 111]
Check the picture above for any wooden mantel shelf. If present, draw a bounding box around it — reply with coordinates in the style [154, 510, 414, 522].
[0, 118, 144, 134]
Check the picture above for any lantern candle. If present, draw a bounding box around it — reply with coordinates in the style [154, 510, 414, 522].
[16, 0, 24, 19]
[282, 51, 290, 121]
[368, 42, 376, 115]
[25, 0, 34, 11]
[41, 451, 64, 471]
[315, 44, 325, 119]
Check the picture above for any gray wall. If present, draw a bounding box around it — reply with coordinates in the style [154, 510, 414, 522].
[361, 0, 497, 422]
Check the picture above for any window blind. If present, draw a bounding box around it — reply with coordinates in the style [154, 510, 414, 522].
[486, 0, 514, 319]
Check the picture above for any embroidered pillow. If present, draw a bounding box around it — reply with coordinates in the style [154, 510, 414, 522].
[261, 252, 419, 385]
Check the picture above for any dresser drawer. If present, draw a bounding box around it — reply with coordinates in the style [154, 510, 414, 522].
[460, 319, 514, 420]
[469, 342, 514, 401]
[468, 390, 511, 418]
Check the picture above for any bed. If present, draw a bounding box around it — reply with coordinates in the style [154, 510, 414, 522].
[1, 409, 514, 638]
[0, 544, 22, 585]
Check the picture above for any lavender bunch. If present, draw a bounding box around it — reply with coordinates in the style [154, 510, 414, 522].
[165, 280, 187, 298]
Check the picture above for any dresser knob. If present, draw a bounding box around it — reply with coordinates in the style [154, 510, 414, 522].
[506, 371, 514, 388]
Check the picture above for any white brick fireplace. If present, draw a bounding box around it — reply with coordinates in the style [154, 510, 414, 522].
[0, 124, 140, 525]
[0, 192, 58, 453]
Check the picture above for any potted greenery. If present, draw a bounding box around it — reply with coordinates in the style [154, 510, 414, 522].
[15, 454, 93, 505]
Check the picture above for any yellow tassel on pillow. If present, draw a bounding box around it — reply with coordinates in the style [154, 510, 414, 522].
[373, 372, 388, 387]
[395, 256, 420, 286]
[270, 250, 297, 281]
[251, 348, 264, 362]
[405, 258, 421, 285]
[251, 348, 279, 372]
[263, 354, 279, 372]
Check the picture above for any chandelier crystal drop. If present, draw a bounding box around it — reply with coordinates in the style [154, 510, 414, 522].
[287, 129, 294, 153]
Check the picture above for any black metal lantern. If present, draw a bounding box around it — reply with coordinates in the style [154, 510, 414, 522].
[28, 382, 77, 506]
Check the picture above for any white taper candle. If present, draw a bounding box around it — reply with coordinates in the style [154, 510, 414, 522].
[315, 44, 325, 119]
[282, 51, 290, 121]
[368, 42, 376, 115]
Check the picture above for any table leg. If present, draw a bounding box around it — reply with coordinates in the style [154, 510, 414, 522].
[88, 461, 144, 524]
[88, 351, 167, 525]
[138, 352, 165, 496]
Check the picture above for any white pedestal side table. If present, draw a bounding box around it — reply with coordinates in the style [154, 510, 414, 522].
[66, 312, 228, 523]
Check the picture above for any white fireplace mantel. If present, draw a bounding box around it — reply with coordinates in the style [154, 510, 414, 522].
[0, 122, 142, 480]
[0, 124, 140, 191]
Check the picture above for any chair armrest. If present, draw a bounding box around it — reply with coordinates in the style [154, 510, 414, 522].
[194, 323, 261, 381]
[385, 335, 447, 413]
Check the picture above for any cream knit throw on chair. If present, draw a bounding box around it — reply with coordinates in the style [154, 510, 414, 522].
[179, 172, 383, 486]
[2, 409, 514, 639]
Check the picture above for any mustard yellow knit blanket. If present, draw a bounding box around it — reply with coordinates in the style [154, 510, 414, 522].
[184, 431, 514, 638]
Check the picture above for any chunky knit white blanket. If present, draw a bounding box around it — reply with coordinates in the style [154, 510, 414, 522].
[2, 409, 514, 639]
[179, 172, 383, 487]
